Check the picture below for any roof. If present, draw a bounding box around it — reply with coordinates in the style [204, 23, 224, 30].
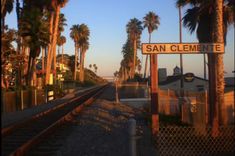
[159, 73, 208, 85]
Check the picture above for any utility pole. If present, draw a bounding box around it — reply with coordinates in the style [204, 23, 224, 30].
[179, 6, 184, 89]
[179, 6, 184, 121]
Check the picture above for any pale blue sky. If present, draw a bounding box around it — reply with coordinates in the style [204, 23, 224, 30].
[5, 0, 234, 77]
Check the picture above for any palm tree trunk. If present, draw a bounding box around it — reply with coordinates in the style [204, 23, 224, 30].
[74, 45, 77, 81]
[27, 54, 32, 86]
[62, 44, 64, 68]
[32, 59, 37, 87]
[45, 12, 54, 85]
[211, 0, 224, 137]
[81, 53, 85, 82]
[52, 7, 61, 84]
[53, 44, 57, 83]
[46, 6, 60, 85]
[1, 17, 5, 33]
[42, 47, 45, 85]
[58, 45, 60, 55]
[42, 48, 45, 73]
[79, 48, 85, 82]
[144, 33, 151, 79]
[133, 38, 137, 78]
[1, 0, 6, 15]
[15, 0, 22, 57]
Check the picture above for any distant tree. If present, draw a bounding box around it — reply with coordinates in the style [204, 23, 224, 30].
[126, 18, 143, 78]
[19, 3, 50, 86]
[70, 24, 80, 81]
[78, 24, 90, 82]
[143, 11, 160, 78]
[60, 36, 66, 66]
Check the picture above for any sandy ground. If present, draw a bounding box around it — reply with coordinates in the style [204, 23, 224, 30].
[58, 84, 158, 156]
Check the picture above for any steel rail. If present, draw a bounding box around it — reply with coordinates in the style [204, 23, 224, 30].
[2, 85, 105, 136]
[1, 84, 108, 156]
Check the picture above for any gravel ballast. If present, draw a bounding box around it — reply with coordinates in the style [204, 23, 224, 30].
[58, 85, 157, 156]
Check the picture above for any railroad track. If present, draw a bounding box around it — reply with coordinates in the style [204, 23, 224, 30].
[1, 84, 108, 156]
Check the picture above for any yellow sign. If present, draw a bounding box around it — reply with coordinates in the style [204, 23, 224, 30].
[142, 43, 224, 54]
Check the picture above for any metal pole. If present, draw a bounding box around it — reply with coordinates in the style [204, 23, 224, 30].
[203, 54, 207, 79]
[179, 6, 184, 89]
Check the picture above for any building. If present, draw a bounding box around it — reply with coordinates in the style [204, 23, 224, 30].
[159, 73, 208, 92]
[158, 68, 167, 82]
[173, 65, 181, 76]
[225, 77, 235, 92]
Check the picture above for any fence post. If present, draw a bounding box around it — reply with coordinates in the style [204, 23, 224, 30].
[21, 90, 24, 110]
[45, 86, 48, 103]
[34, 89, 37, 106]
[1, 90, 5, 113]
[115, 80, 119, 103]
[129, 118, 136, 156]
[205, 90, 208, 125]
[167, 89, 170, 115]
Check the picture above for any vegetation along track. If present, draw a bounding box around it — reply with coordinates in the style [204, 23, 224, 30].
[1, 84, 109, 156]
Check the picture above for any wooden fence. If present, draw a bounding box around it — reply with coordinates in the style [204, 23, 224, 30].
[1, 89, 46, 113]
[158, 89, 234, 125]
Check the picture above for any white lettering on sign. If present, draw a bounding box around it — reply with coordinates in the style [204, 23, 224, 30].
[142, 43, 224, 54]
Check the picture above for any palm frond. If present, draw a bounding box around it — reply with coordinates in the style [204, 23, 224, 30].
[183, 7, 200, 34]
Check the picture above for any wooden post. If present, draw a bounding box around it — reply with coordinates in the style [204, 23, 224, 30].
[150, 53, 159, 135]
[205, 90, 208, 125]
[167, 89, 170, 115]
[115, 80, 119, 103]
[21, 90, 24, 110]
[34, 89, 37, 106]
[1, 90, 5, 113]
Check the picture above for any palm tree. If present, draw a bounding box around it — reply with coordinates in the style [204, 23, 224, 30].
[212, 0, 225, 137]
[57, 36, 63, 55]
[78, 24, 90, 83]
[177, 0, 234, 134]
[121, 39, 134, 80]
[126, 18, 143, 78]
[79, 38, 89, 82]
[70, 24, 80, 81]
[45, 0, 68, 85]
[56, 13, 67, 55]
[143, 11, 160, 79]
[19, 3, 50, 86]
[1, 27, 17, 89]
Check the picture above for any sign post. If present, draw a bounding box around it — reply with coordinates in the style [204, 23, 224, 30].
[141, 42, 224, 136]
